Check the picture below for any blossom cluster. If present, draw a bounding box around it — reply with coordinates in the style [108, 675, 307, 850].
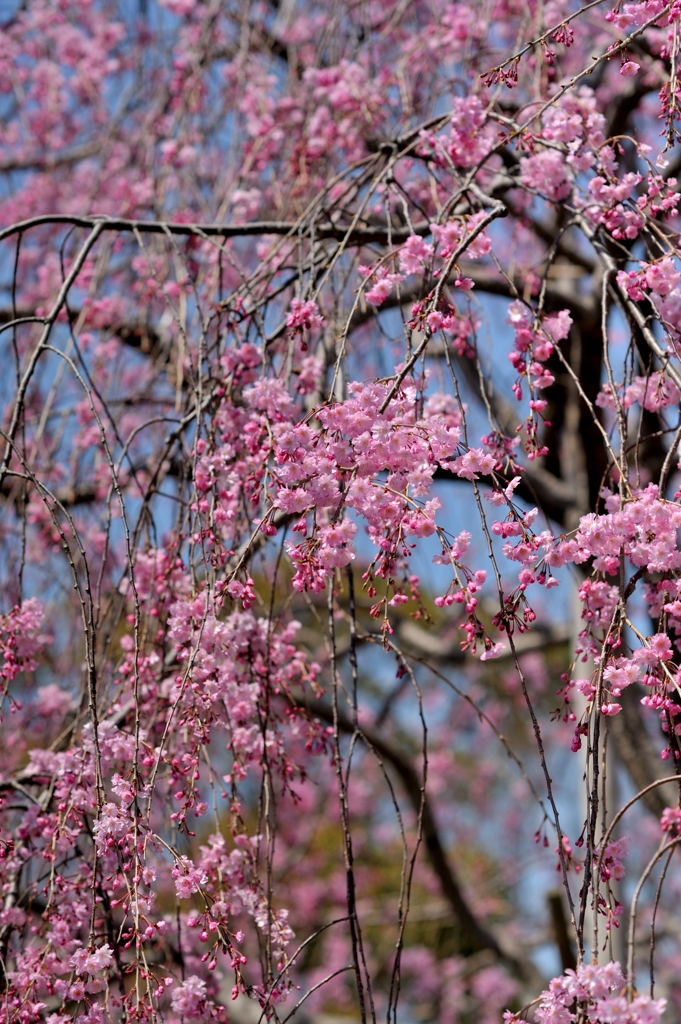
[506, 961, 666, 1024]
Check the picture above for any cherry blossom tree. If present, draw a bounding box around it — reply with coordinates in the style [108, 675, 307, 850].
[4, 0, 681, 1021]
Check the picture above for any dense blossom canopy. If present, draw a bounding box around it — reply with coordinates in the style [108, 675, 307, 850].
[4, 0, 681, 1022]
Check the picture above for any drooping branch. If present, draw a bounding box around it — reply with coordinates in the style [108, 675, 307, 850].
[290, 689, 529, 976]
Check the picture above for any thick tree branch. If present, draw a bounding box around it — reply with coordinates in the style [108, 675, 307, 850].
[0, 214, 430, 247]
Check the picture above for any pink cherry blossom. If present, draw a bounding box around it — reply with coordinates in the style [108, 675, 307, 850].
[3, 3, 681, 1022]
